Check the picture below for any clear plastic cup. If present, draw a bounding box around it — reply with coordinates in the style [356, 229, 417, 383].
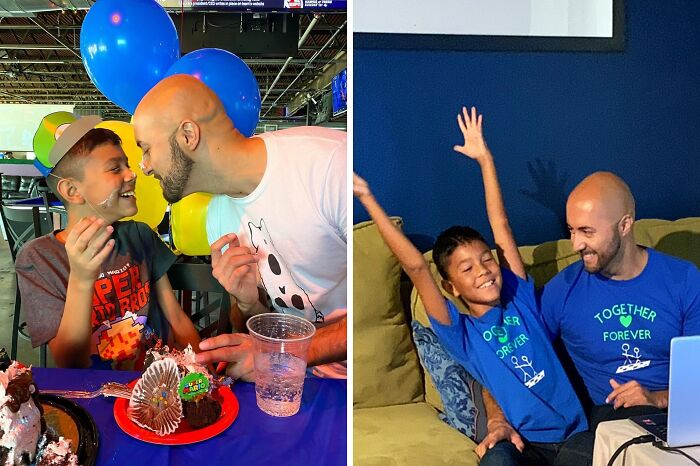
[246, 313, 316, 417]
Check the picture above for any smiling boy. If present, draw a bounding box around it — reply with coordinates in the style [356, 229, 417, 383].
[354, 107, 589, 465]
[15, 116, 200, 370]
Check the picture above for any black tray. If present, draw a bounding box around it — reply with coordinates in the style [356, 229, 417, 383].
[37, 394, 99, 466]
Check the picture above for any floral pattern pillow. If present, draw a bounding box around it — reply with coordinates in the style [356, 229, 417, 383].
[411, 320, 485, 442]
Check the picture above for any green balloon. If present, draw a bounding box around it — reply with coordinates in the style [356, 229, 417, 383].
[33, 111, 76, 168]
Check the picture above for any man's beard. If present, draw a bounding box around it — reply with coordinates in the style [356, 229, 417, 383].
[581, 229, 622, 274]
[160, 132, 193, 204]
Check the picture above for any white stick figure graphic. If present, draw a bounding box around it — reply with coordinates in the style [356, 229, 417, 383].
[615, 343, 651, 374]
[511, 355, 535, 381]
[632, 347, 641, 363]
[622, 343, 632, 365]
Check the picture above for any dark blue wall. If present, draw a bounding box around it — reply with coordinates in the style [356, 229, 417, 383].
[353, 1, 700, 247]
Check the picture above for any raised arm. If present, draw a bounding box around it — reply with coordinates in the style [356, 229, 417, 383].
[453, 107, 526, 279]
[353, 174, 450, 325]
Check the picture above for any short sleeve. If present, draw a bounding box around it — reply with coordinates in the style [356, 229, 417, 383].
[539, 276, 565, 340]
[134, 222, 177, 282]
[15, 240, 68, 347]
[319, 139, 347, 243]
[428, 300, 471, 363]
[681, 263, 700, 336]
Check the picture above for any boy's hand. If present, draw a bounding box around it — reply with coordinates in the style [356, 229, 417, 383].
[454, 106, 490, 162]
[353, 173, 372, 199]
[211, 233, 260, 311]
[65, 216, 114, 284]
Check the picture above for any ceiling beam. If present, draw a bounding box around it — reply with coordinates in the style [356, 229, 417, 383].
[0, 44, 76, 50]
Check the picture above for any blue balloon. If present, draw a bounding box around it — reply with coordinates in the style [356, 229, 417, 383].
[166, 49, 261, 137]
[80, 0, 179, 114]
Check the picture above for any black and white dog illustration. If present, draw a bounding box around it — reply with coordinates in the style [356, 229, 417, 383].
[248, 219, 324, 324]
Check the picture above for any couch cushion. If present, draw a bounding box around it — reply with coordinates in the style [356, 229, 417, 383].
[633, 218, 700, 268]
[354, 403, 479, 466]
[353, 219, 423, 409]
[411, 320, 487, 442]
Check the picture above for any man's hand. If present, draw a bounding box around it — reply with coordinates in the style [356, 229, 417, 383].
[195, 333, 255, 382]
[453, 106, 490, 162]
[353, 173, 371, 199]
[211, 233, 260, 311]
[606, 378, 668, 409]
[475, 419, 525, 459]
[64, 216, 114, 283]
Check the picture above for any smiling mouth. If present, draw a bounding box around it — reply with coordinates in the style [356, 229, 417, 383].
[478, 279, 495, 289]
[119, 190, 135, 198]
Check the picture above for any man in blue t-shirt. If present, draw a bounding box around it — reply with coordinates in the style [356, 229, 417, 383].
[540, 171, 700, 429]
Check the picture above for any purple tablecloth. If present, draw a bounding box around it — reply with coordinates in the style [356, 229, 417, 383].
[33, 368, 347, 466]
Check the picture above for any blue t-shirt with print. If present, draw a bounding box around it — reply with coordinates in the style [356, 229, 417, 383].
[540, 248, 700, 405]
[428, 267, 587, 443]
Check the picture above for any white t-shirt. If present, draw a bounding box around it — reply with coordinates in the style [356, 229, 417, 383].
[207, 126, 347, 378]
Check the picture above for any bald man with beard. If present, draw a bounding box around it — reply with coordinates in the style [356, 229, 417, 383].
[133, 74, 347, 380]
[539, 171, 700, 430]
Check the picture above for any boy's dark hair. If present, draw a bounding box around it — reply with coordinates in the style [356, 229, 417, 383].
[433, 225, 488, 280]
[46, 128, 122, 204]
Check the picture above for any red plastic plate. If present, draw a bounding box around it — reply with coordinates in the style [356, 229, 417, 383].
[113, 380, 238, 445]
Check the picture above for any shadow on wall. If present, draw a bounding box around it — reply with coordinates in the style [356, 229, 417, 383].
[519, 158, 571, 239]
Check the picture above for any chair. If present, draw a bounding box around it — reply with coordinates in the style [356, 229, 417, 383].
[0, 202, 53, 366]
[167, 260, 234, 338]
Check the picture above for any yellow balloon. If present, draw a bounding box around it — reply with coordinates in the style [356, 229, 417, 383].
[171, 192, 212, 256]
[96, 120, 168, 229]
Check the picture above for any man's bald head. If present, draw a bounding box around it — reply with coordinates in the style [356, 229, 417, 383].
[566, 172, 637, 275]
[567, 171, 636, 223]
[134, 74, 230, 134]
[132, 75, 238, 203]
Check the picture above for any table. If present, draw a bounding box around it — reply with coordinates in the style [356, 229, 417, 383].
[33, 368, 347, 466]
[593, 419, 700, 465]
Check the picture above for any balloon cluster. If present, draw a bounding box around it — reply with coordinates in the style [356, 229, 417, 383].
[80, 0, 261, 135]
[33, 0, 258, 247]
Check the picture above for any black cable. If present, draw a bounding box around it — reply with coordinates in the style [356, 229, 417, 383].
[653, 440, 700, 465]
[607, 434, 656, 466]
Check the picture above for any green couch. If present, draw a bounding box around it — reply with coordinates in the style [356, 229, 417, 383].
[354, 216, 700, 465]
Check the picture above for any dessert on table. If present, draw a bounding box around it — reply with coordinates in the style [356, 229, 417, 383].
[0, 353, 80, 466]
[128, 343, 228, 435]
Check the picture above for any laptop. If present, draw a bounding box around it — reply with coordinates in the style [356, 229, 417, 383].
[630, 335, 700, 447]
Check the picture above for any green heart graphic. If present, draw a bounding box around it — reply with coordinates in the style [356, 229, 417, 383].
[620, 315, 632, 328]
[498, 334, 509, 344]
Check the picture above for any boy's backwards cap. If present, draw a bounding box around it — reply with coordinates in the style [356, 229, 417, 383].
[48, 115, 103, 170]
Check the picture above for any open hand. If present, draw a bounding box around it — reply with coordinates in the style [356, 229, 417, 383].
[353, 173, 372, 199]
[195, 333, 255, 381]
[211, 233, 260, 311]
[475, 419, 525, 459]
[606, 379, 667, 409]
[453, 106, 490, 162]
[65, 216, 114, 283]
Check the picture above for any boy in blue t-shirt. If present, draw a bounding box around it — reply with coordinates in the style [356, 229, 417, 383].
[354, 107, 588, 466]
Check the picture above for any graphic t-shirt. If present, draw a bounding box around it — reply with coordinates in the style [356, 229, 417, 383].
[541, 248, 700, 405]
[16, 221, 176, 370]
[206, 126, 347, 378]
[429, 268, 587, 443]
